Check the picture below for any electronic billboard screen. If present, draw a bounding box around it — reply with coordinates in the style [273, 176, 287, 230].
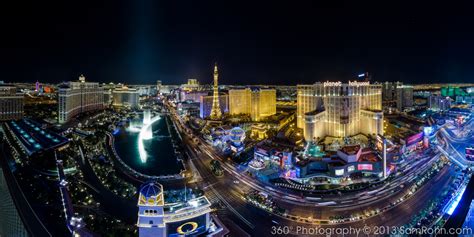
[357, 164, 373, 171]
[167, 213, 208, 237]
[335, 169, 344, 176]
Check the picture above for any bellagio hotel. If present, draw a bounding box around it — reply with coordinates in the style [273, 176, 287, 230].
[297, 81, 383, 141]
[58, 75, 104, 124]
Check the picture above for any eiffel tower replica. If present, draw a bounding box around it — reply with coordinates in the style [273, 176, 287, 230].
[209, 63, 222, 120]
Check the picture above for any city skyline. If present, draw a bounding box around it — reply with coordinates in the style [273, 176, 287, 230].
[2, 2, 474, 237]
[3, 1, 474, 85]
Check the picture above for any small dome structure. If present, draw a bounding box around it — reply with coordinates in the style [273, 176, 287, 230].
[138, 182, 164, 206]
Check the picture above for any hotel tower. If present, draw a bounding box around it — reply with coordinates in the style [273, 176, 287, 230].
[297, 80, 383, 141]
[58, 75, 104, 124]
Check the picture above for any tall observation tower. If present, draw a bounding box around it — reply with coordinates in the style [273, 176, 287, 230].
[209, 63, 222, 120]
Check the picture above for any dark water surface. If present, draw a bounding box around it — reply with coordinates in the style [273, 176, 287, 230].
[114, 115, 183, 176]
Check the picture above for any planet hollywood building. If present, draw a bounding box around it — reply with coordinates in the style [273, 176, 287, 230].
[297, 80, 383, 141]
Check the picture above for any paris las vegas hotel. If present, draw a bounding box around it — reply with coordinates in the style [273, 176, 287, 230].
[297, 77, 383, 141]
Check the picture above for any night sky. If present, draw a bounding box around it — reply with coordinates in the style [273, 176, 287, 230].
[2, 1, 474, 85]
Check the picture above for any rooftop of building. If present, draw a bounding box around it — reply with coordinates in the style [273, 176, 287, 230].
[255, 138, 295, 152]
[296, 146, 380, 168]
[339, 144, 361, 156]
[164, 196, 211, 215]
[358, 148, 380, 162]
[388, 115, 424, 127]
[6, 119, 69, 155]
[230, 127, 245, 135]
[138, 182, 164, 206]
[361, 109, 383, 113]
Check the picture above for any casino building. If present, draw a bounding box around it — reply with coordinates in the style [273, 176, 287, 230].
[0, 83, 23, 121]
[297, 81, 383, 141]
[112, 86, 139, 109]
[229, 88, 276, 121]
[137, 182, 212, 237]
[58, 75, 104, 123]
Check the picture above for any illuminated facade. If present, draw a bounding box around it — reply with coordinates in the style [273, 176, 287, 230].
[58, 75, 104, 123]
[156, 80, 162, 92]
[429, 95, 451, 111]
[0, 84, 23, 121]
[396, 85, 414, 111]
[137, 182, 211, 237]
[229, 88, 276, 121]
[382, 81, 403, 101]
[229, 88, 251, 116]
[112, 86, 139, 109]
[180, 91, 208, 103]
[297, 81, 383, 140]
[210, 64, 222, 119]
[200, 94, 228, 119]
[181, 79, 199, 91]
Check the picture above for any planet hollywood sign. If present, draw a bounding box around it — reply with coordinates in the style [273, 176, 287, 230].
[323, 81, 370, 87]
[323, 81, 342, 87]
[348, 81, 370, 87]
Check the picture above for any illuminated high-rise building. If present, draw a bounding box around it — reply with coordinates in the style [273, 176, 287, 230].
[156, 80, 162, 92]
[229, 88, 276, 121]
[297, 81, 383, 141]
[181, 79, 199, 91]
[251, 88, 276, 121]
[396, 85, 414, 111]
[112, 86, 139, 109]
[209, 64, 222, 120]
[58, 75, 104, 123]
[187, 79, 198, 85]
[229, 88, 251, 115]
[429, 95, 451, 111]
[382, 81, 403, 101]
[0, 84, 24, 121]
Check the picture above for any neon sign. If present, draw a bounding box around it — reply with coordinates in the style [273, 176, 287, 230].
[349, 81, 370, 87]
[177, 222, 198, 235]
[358, 164, 373, 171]
[323, 81, 342, 87]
